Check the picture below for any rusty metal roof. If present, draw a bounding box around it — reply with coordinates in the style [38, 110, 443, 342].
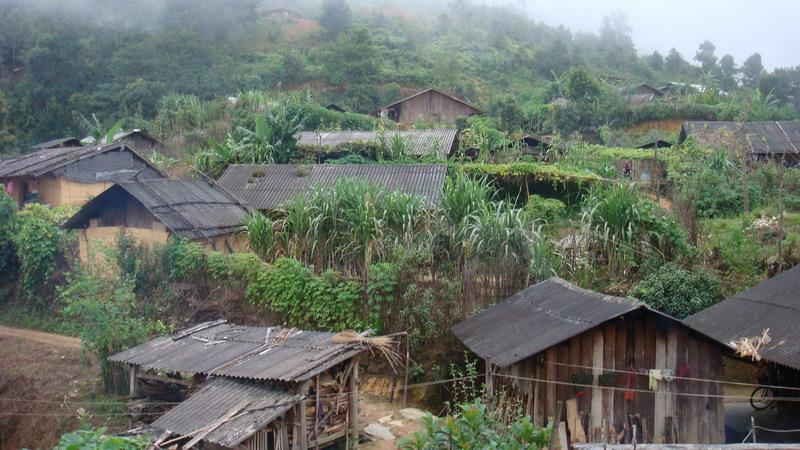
[680, 121, 800, 154]
[63, 179, 251, 240]
[684, 264, 800, 370]
[0, 142, 162, 178]
[216, 164, 446, 210]
[109, 321, 364, 382]
[452, 277, 647, 367]
[295, 128, 458, 158]
[152, 377, 298, 448]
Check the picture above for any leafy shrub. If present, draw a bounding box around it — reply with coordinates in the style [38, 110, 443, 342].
[12, 204, 70, 304]
[55, 427, 148, 450]
[629, 263, 722, 318]
[247, 258, 369, 331]
[164, 239, 208, 281]
[59, 271, 162, 390]
[0, 190, 17, 277]
[399, 400, 551, 450]
[523, 195, 566, 224]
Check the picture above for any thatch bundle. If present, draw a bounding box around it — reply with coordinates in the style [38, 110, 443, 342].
[731, 328, 771, 361]
[332, 330, 402, 372]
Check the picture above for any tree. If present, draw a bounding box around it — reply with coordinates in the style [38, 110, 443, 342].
[562, 67, 601, 103]
[665, 48, 687, 75]
[647, 51, 664, 72]
[694, 40, 718, 74]
[320, 0, 352, 36]
[598, 12, 637, 69]
[718, 54, 737, 92]
[0, 91, 15, 156]
[742, 52, 764, 88]
[629, 263, 722, 319]
[319, 27, 380, 86]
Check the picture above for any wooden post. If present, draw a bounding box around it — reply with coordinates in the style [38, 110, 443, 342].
[485, 359, 494, 397]
[129, 365, 138, 397]
[314, 375, 320, 450]
[548, 400, 564, 450]
[299, 397, 308, 449]
[350, 358, 360, 449]
[403, 333, 410, 407]
[751, 416, 757, 443]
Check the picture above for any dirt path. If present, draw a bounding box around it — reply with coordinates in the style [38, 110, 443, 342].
[0, 325, 80, 349]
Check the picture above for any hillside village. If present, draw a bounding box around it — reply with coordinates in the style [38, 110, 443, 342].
[2, 0, 800, 449]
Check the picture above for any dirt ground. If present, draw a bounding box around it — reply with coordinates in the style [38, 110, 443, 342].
[360, 394, 424, 450]
[0, 326, 106, 450]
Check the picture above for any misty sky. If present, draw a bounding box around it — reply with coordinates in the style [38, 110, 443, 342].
[515, 0, 797, 70]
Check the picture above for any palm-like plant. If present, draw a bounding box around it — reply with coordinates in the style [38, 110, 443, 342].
[236, 115, 276, 164]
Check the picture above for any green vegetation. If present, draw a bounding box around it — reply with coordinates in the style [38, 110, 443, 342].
[400, 400, 551, 450]
[629, 263, 722, 318]
[55, 427, 148, 450]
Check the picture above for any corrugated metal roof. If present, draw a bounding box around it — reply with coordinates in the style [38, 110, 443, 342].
[152, 377, 298, 448]
[684, 264, 800, 370]
[109, 321, 365, 382]
[680, 121, 800, 154]
[452, 277, 645, 368]
[63, 179, 251, 240]
[295, 128, 458, 158]
[0, 142, 161, 178]
[216, 164, 446, 210]
[29, 137, 82, 151]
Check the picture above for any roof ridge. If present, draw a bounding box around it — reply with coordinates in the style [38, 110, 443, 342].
[547, 276, 642, 306]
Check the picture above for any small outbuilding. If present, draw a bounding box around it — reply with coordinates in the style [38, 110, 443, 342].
[63, 178, 251, 263]
[371, 88, 481, 125]
[28, 137, 82, 151]
[0, 142, 164, 207]
[217, 164, 447, 210]
[110, 320, 370, 450]
[453, 277, 727, 445]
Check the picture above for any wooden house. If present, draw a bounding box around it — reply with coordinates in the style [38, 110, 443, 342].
[371, 88, 481, 125]
[260, 7, 303, 21]
[680, 121, 800, 164]
[294, 129, 459, 160]
[619, 84, 665, 107]
[0, 142, 164, 207]
[452, 277, 728, 445]
[110, 320, 368, 450]
[217, 164, 447, 211]
[63, 178, 251, 263]
[81, 129, 165, 154]
[686, 263, 800, 375]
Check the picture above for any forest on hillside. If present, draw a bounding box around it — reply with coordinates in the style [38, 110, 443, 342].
[1, 0, 799, 150]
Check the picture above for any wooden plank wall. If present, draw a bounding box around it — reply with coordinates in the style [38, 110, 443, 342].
[398, 91, 478, 125]
[495, 312, 724, 445]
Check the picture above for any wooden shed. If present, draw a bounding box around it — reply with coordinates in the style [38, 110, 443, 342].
[0, 142, 164, 207]
[110, 320, 368, 450]
[63, 178, 251, 263]
[452, 277, 727, 445]
[371, 88, 481, 125]
[680, 121, 800, 164]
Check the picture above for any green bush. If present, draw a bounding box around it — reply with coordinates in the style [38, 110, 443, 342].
[55, 427, 148, 450]
[629, 263, 722, 318]
[523, 195, 566, 224]
[399, 400, 551, 450]
[164, 239, 208, 281]
[247, 257, 369, 331]
[59, 271, 163, 390]
[0, 190, 17, 277]
[12, 204, 70, 304]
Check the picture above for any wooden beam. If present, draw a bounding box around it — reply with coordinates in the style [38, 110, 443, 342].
[350, 358, 360, 449]
[129, 365, 139, 397]
[548, 400, 564, 450]
[314, 375, 320, 450]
